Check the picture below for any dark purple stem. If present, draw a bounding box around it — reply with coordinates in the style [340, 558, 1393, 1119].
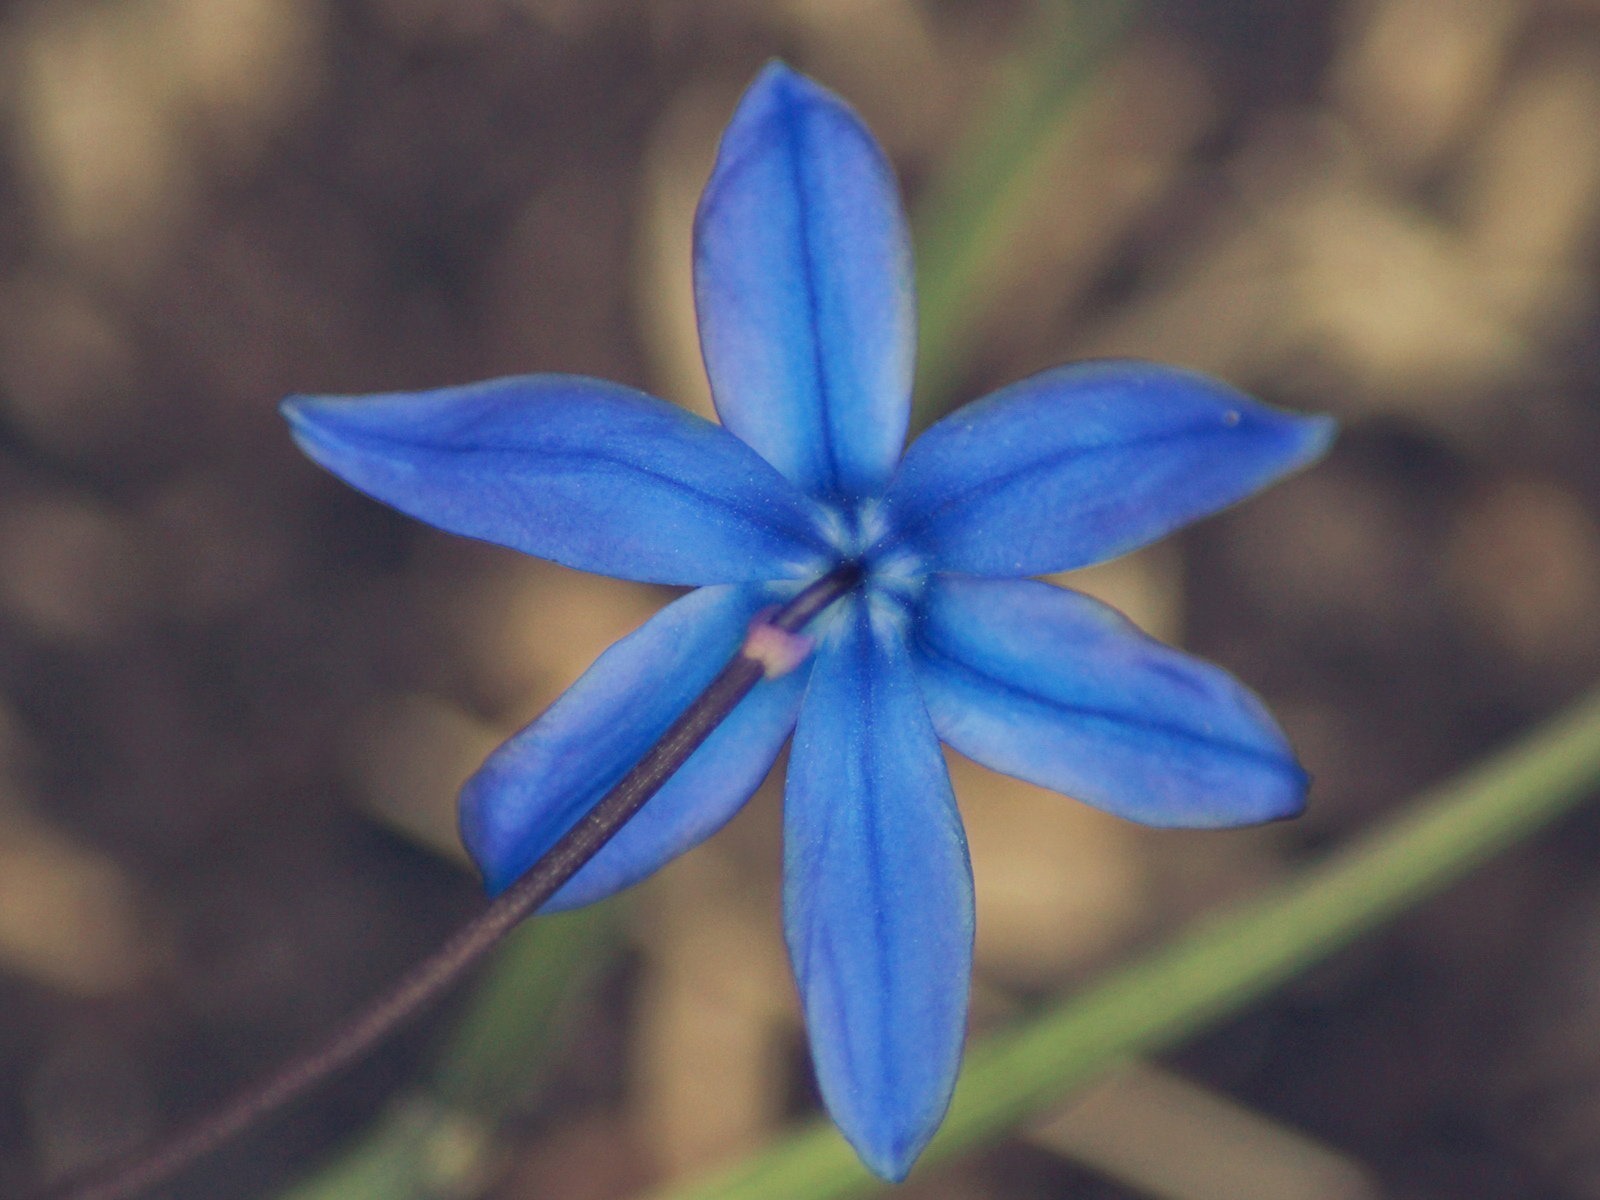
[35, 564, 861, 1200]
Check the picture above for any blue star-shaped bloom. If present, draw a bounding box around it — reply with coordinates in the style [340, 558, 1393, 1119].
[283, 63, 1333, 1180]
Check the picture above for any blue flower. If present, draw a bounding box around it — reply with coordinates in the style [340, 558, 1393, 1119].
[282, 63, 1333, 1180]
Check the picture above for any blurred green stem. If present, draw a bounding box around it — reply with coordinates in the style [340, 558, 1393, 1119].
[912, 0, 1142, 422]
[651, 686, 1600, 1200]
[430, 904, 615, 1115]
[282, 905, 616, 1200]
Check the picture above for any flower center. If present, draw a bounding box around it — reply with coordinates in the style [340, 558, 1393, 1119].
[808, 498, 928, 630]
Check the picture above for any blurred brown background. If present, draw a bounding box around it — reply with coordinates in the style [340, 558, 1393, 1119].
[2, 1, 1600, 1197]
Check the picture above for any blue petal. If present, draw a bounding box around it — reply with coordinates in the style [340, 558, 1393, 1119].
[878, 361, 1336, 576]
[461, 584, 807, 902]
[283, 376, 832, 586]
[784, 597, 973, 1180]
[911, 577, 1307, 826]
[695, 62, 914, 500]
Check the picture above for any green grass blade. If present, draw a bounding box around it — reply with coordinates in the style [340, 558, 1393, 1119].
[431, 903, 616, 1114]
[279, 903, 618, 1200]
[912, 0, 1143, 422]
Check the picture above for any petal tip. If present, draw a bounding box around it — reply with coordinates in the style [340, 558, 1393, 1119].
[1187, 732, 1312, 827]
[279, 392, 327, 434]
[727, 59, 862, 154]
[280, 392, 366, 448]
[1264, 760, 1313, 822]
[752, 57, 802, 88]
[746, 58, 830, 109]
[856, 1135, 923, 1183]
[833, 1097, 938, 1182]
[457, 770, 518, 897]
[1280, 410, 1339, 467]
[1215, 755, 1311, 827]
[279, 393, 347, 462]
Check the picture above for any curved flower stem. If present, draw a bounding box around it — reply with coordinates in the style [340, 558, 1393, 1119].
[35, 565, 863, 1200]
[651, 684, 1600, 1200]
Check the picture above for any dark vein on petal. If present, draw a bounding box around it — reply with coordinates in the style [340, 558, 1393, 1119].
[856, 615, 896, 1102]
[884, 423, 1246, 549]
[914, 626, 1295, 773]
[781, 91, 841, 495]
[337, 425, 828, 552]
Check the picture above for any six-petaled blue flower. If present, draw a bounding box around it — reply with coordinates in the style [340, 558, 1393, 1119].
[283, 63, 1334, 1180]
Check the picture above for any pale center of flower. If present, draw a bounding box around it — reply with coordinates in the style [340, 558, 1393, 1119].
[805, 496, 929, 638]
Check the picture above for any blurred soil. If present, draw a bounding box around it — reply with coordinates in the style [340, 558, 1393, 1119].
[2, 1, 1600, 1198]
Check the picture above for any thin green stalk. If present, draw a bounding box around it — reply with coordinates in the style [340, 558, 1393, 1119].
[281, 906, 617, 1200]
[912, 0, 1143, 421]
[651, 686, 1600, 1200]
[431, 904, 616, 1115]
